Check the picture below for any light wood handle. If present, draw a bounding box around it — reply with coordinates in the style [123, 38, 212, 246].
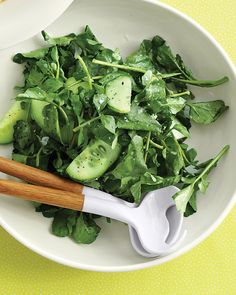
[0, 156, 84, 194]
[0, 179, 84, 211]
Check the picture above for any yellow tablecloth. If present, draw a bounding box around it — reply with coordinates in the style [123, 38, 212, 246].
[0, 0, 235, 294]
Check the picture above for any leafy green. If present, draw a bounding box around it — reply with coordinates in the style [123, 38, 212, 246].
[101, 114, 116, 134]
[72, 213, 101, 244]
[117, 103, 162, 132]
[4, 26, 229, 245]
[173, 145, 229, 213]
[172, 76, 229, 87]
[188, 100, 228, 124]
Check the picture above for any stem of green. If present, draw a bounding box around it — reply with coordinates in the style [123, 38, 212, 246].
[144, 131, 151, 163]
[171, 90, 190, 98]
[36, 146, 44, 167]
[161, 73, 182, 79]
[92, 76, 104, 80]
[149, 139, 163, 150]
[56, 60, 60, 79]
[92, 59, 146, 74]
[171, 76, 229, 87]
[73, 116, 101, 132]
[76, 55, 93, 90]
[69, 132, 77, 149]
[194, 145, 229, 184]
[55, 105, 69, 124]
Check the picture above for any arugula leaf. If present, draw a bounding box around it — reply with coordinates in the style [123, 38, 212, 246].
[188, 100, 228, 124]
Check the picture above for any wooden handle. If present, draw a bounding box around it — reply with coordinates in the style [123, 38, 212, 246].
[0, 156, 84, 194]
[0, 179, 84, 211]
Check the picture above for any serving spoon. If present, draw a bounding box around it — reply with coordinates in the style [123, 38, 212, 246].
[0, 156, 184, 257]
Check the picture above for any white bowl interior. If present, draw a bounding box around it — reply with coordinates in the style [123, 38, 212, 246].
[0, 0, 235, 271]
[0, 0, 73, 49]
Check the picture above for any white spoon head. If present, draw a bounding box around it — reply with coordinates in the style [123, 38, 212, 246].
[131, 186, 184, 254]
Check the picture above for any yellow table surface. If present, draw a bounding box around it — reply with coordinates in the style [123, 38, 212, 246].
[0, 0, 236, 294]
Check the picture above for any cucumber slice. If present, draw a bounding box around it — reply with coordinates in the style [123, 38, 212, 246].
[106, 76, 132, 113]
[31, 100, 61, 142]
[66, 139, 121, 181]
[0, 101, 29, 144]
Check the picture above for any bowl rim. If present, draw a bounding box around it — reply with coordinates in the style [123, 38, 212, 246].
[0, 0, 236, 272]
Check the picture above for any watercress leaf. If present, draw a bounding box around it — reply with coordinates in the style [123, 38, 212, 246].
[141, 175, 181, 193]
[117, 103, 161, 132]
[36, 204, 59, 218]
[152, 35, 193, 79]
[198, 174, 209, 193]
[167, 97, 186, 114]
[52, 212, 70, 237]
[13, 47, 49, 63]
[100, 114, 116, 134]
[42, 78, 64, 92]
[93, 94, 108, 112]
[184, 202, 196, 217]
[16, 87, 47, 101]
[175, 54, 195, 80]
[164, 136, 185, 175]
[125, 39, 154, 71]
[42, 31, 76, 46]
[69, 94, 82, 120]
[111, 135, 148, 178]
[96, 48, 122, 63]
[36, 59, 53, 76]
[173, 184, 194, 213]
[186, 148, 198, 163]
[75, 25, 103, 55]
[13, 120, 37, 151]
[111, 135, 147, 179]
[72, 213, 101, 244]
[130, 181, 142, 203]
[42, 104, 61, 142]
[51, 46, 59, 64]
[27, 67, 44, 86]
[188, 100, 228, 124]
[167, 116, 190, 139]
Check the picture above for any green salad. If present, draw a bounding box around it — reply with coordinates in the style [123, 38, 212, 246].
[0, 26, 229, 244]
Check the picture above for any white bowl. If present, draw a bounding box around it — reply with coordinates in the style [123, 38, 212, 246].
[0, 0, 235, 272]
[0, 0, 73, 49]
